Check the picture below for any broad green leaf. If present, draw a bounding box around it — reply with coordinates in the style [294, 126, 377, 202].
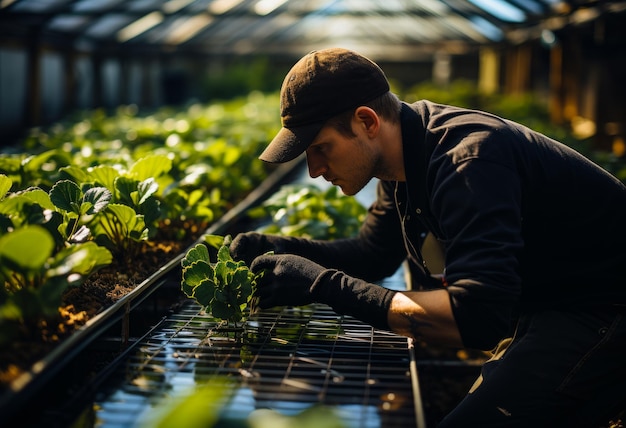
[0, 175, 11, 199]
[59, 165, 90, 184]
[217, 245, 232, 263]
[22, 149, 71, 173]
[115, 176, 139, 206]
[202, 234, 225, 251]
[21, 187, 55, 211]
[187, 189, 204, 206]
[0, 193, 47, 217]
[83, 186, 112, 214]
[50, 180, 82, 214]
[136, 178, 159, 205]
[129, 154, 172, 181]
[105, 203, 137, 232]
[90, 165, 120, 191]
[182, 244, 210, 268]
[210, 300, 231, 319]
[193, 278, 216, 307]
[0, 156, 22, 175]
[48, 242, 113, 277]
[0, 225, 54, 270]
[140, 197, 160, 226]
[182, 260, 214, 288]
[232, 268, 250, 292]
[214, 262, 228, 285]
[214, 289, 228, 303]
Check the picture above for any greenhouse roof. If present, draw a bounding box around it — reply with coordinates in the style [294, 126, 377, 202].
[0, 0, 624, 59]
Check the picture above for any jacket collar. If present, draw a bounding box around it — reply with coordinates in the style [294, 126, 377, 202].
[399, 102, 440, 235]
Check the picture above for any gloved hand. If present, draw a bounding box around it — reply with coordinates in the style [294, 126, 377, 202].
[250, 253, 325, 309]
[230, 232, 286, 266]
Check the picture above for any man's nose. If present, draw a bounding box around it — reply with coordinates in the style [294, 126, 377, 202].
[306, 153, 326, 178]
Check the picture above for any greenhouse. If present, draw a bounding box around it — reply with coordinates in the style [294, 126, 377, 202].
[1, 1, 626, 427]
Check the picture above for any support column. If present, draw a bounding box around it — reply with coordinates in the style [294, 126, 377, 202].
[478, 46, 500, 95]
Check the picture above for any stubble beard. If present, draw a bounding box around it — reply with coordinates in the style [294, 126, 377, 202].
[338, 147, 381, 196]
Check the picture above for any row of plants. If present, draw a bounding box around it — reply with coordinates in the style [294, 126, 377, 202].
[0, 92, 281, 384]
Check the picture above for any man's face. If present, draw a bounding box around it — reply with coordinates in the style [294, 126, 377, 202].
[305, 123, 377, 196]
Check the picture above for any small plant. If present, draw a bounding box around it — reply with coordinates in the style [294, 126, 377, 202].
[181, 235, 262, 325]
[0, 225, 112, 345]
[248, 184, 367, 239]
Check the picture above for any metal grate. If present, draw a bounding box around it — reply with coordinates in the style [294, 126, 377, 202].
[93, 301, 419, 427]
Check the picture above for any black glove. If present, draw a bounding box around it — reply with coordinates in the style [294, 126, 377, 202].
[230, 232, 287, 266]
[250, 253, 323, 308]
[251, 253, 397, 330]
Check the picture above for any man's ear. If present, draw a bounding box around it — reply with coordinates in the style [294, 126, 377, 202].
[354, 106, 380, 137]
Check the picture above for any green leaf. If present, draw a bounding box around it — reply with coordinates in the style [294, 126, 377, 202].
[202, 234, 225, 251]
[217, 244, 232, 263]
[48, 242, 113, 277]
[213, 262, 228, 286]
[182, 260, 214, 288]
[50, 180, 82, 214]
[83, 186, 112, 214]
[59, 165, 90, 184]
[0, 225, 54, 270]
[181, 244, 210, 269]
[210, 300, 232, 319]
[21, 187, 55, 211]
[193, 278, 216, 307]
[136, 178, 159, 205]
[90, 165, 120, 191]
[115, 176, 140, 207]
[0, 175, 12, 199]
[129, 154, 172, 181]
[105, 203, 137, 233]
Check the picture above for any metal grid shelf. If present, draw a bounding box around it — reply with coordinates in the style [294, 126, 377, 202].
[93, 301, 419, 427]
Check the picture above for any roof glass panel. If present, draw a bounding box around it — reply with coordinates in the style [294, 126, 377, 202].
[126, 0, 169, 12]
[72, 0, 124, 13]
[84, 14, 135, 39]
[47, 13, 90, 31]
[507, 0, 546, 14]
[467, 0, 526, 22]
[10, 0, 68, 12]
[469, 14, 504, 39]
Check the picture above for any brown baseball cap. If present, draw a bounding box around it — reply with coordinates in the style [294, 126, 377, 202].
[259, 48, 390, 163]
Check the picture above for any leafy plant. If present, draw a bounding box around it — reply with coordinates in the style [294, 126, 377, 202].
[0, 225, 112, 344]
[49, 179, 112, 243]
[181, 235, 262, 325]
[248, 184, 367, 240]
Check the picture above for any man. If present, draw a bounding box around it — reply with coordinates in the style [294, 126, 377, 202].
[230, 48, 626, 427]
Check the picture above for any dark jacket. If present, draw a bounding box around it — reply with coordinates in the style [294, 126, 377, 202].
[280, 100, 626, 349]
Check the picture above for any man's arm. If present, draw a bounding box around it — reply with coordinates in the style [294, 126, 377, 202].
[388, 289, 463, 347]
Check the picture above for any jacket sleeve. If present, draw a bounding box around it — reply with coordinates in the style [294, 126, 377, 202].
[272, 181, 408, 282]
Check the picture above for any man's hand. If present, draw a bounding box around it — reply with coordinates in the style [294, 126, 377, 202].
[230, 232, 282, 266]
[250, 254, 325, 309]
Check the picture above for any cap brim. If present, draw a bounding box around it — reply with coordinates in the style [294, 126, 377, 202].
[259, 122, 323, 163]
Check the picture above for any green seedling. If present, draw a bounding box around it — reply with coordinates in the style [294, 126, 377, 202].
[181, 235, 262, 325]
[248, 183, 367, 240]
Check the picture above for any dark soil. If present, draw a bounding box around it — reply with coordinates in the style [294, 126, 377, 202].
[0, 238, 190, 387]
